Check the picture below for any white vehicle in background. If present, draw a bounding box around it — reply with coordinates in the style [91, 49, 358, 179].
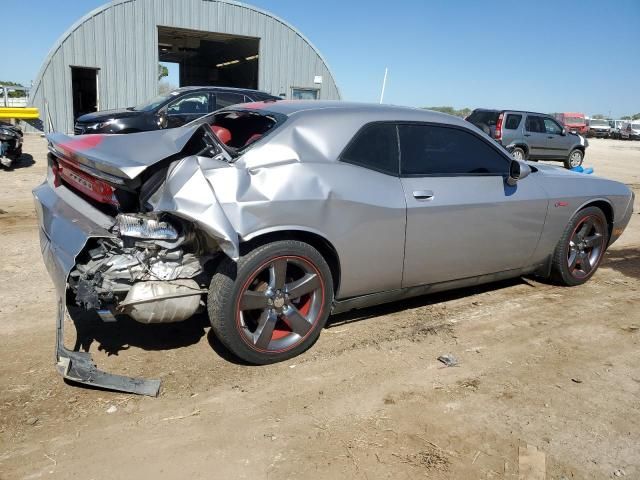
[620, 121, 640, 140]
[609, 120, 624, 139]
[586, 118, 611, 138]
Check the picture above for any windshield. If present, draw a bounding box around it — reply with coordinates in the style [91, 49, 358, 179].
[565, 116, 585, 125]
[589, 119, 608, 126]
[131, 91, 180, 112]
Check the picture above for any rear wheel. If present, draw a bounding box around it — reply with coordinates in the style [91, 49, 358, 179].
[208, 240, 333, 364]
[564, 149, 584, 169]
[551, 206, 608, 286]
[511, 147, 526, 161]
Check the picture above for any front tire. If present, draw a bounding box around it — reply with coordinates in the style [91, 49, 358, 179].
[565, 149, 584, 169]
[511, 147, 526, 161]
[550, 206, 608, 286]
[208, 240, 333, 364]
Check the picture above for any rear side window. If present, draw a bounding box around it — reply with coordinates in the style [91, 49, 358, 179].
[208, 110, 281, 150]
[341, 123, 399, 175]
[399, 124, 509, 176]
[504, 114, 522, 130]
[467, 110, 500, 126]
[525, 115, 545, 133]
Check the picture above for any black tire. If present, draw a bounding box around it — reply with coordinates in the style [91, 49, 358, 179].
[511, 147, 526, 161]
[550, 206, 609, 286]
[564, 148, 584, 169]
[208, 240, 333, 365]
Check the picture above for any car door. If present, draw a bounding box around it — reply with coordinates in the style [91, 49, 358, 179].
[542, 117, 571, 159]
[166, 92, 210, 128]
[398, 123, 548, 288]
[524, 115, 548, 158]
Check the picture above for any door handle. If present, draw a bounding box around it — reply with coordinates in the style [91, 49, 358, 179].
[413, 190, 434, 201]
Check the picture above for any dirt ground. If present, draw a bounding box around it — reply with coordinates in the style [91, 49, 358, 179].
[1, 136, 638, 480]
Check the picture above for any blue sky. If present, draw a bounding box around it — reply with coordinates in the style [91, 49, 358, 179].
[0, 0, 638, 117]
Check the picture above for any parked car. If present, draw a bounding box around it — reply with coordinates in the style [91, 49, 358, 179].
[620, 121, 640, 140]
[609, 120, 625, 139]
[0, 121, 23, 169]
[586, 118, 611, 138]
[466, 109, 588, 169]
[73, 86, 280, 135]
[555, 112, 588, 136]
[34, 101, 634, 395]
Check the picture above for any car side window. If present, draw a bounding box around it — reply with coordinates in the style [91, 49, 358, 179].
[216, 92, 247, 110]
[398, 124, 509, 176]
[504, 114, 522, 130]
[341, 123, 399, 176]
[167, 93, 209, 115]
[544, 118, 562, 135]
[525, 115, 545, 133]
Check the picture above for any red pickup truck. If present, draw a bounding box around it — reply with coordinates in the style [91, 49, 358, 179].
[555, 112, 588, 135]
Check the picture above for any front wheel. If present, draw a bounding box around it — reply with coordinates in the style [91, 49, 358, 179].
[208, 240, 333, 364]
[550, 206, 609, 286]
[564, 149, 584, 169]
[511, 147, 526, 161]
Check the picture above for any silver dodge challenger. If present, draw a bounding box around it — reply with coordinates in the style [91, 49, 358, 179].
[34, 101, 634, 395]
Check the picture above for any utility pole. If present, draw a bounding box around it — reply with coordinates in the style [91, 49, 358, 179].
[379, 68, 388, 104]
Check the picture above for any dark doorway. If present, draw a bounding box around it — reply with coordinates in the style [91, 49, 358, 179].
[71, 67, 98, 120]
[158, 27, 259, 89]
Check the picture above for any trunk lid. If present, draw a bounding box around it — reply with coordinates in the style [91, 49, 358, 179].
[48, 124, 204, 180]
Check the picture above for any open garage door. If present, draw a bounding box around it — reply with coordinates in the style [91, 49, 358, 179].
[158, 27, 259, 89]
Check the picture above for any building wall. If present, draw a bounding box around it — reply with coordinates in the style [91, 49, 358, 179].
[28, 0, 340, 133]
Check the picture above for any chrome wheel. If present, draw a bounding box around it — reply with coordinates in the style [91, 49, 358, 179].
[236, 256, 325, 352]
[569, 150, 583, 168]
[512, 149, 524, 161]
[567, 215, 605, 279]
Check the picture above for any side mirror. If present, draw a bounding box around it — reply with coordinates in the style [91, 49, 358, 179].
[561, 127, 567, 136]
[156, 108, 168, 129]
[507, 160, 531, 186]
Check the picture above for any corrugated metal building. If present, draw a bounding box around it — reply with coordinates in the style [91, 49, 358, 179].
[27, 0, 341, 133]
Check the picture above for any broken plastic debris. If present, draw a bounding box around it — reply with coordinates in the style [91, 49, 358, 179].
[437, 354, 459, 367]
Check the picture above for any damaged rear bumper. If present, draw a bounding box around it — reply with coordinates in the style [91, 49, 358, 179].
[33, 179, 161, 396]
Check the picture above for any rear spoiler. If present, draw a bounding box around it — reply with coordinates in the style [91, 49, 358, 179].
[47, 124, 206, 181]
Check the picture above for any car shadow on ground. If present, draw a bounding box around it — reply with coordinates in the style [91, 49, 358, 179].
[1, 153, 35, 170]
[327, 277, 529, 327]
[68, 306, 210, 357]
[67, 275, 546, 365]
[602, 247, 640, 280]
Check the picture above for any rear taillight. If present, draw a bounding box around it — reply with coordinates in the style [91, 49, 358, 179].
[495, 113, 504, 141]
[56, 158, 119, 206]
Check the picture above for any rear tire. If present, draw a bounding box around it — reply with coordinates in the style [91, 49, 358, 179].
[208, 240, 333, 365]
[564, 149, 584, 169]
[550, 206, 608, 286]
[511, 147, 526, 161]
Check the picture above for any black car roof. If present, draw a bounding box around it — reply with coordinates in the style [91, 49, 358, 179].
[173, 86, 277, 97]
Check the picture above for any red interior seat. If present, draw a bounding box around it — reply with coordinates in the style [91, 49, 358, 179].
[244, 133, 263, 146]
[211, 125, 232, 145]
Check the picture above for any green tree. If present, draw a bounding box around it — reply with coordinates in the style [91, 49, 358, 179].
[158, 64, 169, 81]
[424, 106, 472, 118]
[621, 116, 632, 120]
[592, 114, 606, 119]
[0, 80, 26, 98]
[632, 113, 640, 120]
